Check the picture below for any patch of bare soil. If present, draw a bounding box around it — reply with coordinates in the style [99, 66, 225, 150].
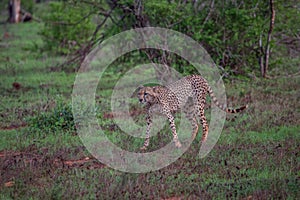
[0, 122, 27, 130]
[0, 145, 105, 187]
[0, 151, 103, 168]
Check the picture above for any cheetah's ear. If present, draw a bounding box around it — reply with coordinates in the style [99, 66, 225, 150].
[131, 85, 144, 98]
[135, 85, 144, 95]
[150, 87, 159, 97]
[152, 87, 158, 94]
[137, 85, 144, 91]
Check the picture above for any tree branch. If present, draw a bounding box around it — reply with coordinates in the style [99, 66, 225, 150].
[199, 0, 215, 33]
[263, 0, 275, 78]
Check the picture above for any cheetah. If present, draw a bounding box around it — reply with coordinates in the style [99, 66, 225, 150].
[137, 74, 247, 150]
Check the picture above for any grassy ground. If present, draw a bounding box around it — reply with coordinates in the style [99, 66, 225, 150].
[0, 14, 299, 200]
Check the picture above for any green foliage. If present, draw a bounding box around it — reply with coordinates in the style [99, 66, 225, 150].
[101, 0, 272, 75]
[275, 1, 300, 35]
[38, 0, 300, 76]
[28, 97, 75, 133]
[40, 1, 96, 54]
[22, 0, 35, 13]
[0, 17, 300, 199]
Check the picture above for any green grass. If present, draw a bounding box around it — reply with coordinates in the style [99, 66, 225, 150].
[0, 5, 299, 199]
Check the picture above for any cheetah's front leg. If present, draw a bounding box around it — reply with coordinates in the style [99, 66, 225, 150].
[166, 112, 182, 148]
[140, 113, 152, 150]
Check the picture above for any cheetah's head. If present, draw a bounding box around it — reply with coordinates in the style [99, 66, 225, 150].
[137, 86, 159, 104]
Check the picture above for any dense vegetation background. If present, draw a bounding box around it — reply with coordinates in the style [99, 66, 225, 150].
[38, 0, 300, 77]
[0, 0, 299, 199]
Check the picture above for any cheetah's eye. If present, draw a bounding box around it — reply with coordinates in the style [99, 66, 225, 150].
[144, 92, 148, 96]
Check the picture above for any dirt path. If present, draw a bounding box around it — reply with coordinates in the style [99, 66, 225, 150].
[0, 148, 105, 169]
[0, 146, 106, 188]
[0, 122, 27, 130]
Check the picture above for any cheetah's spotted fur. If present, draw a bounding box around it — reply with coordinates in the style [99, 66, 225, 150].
[137, 74, 247, 150]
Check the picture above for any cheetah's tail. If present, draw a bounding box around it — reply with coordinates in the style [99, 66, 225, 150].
[208, 86, 248, 113]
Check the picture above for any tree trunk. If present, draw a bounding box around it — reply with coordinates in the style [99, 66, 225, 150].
[262, 0, 275, 78]
[133, 0, 173, 84]
[8, 0, 21, 23]
[259, 34, 264, 76]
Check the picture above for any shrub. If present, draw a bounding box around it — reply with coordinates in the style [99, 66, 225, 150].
[28, 97, 75, 133]
[40, 1, 96, 54]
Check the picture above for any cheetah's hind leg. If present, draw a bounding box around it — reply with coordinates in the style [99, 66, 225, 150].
[194, 97, 209, 143]
[183, 98, 199, 140]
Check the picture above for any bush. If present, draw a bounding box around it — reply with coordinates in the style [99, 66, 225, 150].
[38, 0, 300, 76]
[40, 1, 96, 54]
[105, 0, 270, 75]
[28, 98, 75, 133]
